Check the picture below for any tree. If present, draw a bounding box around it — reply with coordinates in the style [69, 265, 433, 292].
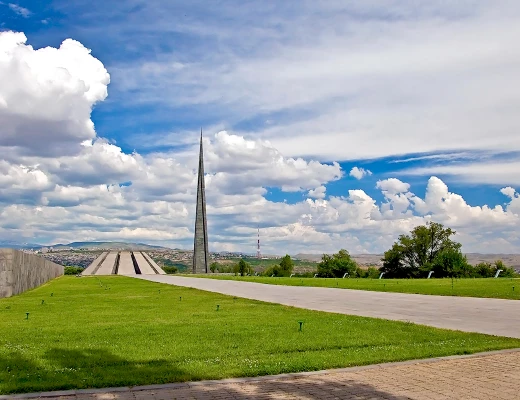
[279, 255, 294, 275]
[431, 248, 471, 278]
[381, 222, 464, 278]
[474, 262, 495, 278]
[210, 262, 219, 273]
[234, 259, 252, 276]
[494, 260, 516, 278]
[317, 249, 357, 278]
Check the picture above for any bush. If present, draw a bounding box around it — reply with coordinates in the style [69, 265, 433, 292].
[162, 266, 178, 274]
[474, 262, 495, 278]
[263, 264, 283, 277]
[494, 260, 516, 278]
[366, 266, 381, 279]
[64, 266, 83, 275]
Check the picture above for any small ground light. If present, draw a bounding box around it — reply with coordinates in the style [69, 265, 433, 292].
[25, 312, 29, 320]
[216, 304, 220, 311]
[179, 296, 182, 301]
[298, 321, 304, 331]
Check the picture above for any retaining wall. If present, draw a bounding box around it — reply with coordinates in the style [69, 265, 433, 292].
[0, 249, 64, 298]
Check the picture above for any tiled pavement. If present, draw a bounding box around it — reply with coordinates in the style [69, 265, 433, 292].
[4, 349, 520, 400]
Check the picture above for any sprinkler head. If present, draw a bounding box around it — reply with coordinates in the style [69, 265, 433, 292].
[216, 304, 220, 311]
[25, 312, 29, 320]
[41, 300, 44, 305]
[298, 321, 304, 332]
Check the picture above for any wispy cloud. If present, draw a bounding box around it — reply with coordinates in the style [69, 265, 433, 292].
[85, 1, 520, 165]
[8, 3, 31, 17]
[401, 161, 520, 185]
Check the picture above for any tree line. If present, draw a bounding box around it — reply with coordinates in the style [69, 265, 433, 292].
[209, 222, 517, 279]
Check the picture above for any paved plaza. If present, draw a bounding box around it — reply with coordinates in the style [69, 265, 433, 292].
[137, 275, 520, 338]
[4, 349, 519, 399]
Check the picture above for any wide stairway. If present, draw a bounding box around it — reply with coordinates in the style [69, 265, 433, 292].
[82, 251, 166, 275]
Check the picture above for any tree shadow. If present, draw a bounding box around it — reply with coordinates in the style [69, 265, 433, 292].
[0, 348, 179, 395]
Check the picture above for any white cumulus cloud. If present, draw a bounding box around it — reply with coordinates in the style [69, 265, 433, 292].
[349, 167, 372, 180]
[0, 31, 110, 157]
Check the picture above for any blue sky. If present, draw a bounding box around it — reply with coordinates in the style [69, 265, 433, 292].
[1, 1, 520, 253]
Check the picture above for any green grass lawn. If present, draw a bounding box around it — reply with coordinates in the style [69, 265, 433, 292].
[1, 276, 520, 394]
[191, 275, 520, 300]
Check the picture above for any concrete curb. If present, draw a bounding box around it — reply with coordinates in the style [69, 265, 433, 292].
[1, 348, 519, 399]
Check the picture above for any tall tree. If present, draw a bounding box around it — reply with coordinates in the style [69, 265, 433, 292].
[279, 254, 294, 275]
[381, 222, 463, 278]
[317, 249, 357, 278]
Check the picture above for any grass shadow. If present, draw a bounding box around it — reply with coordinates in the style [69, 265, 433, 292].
[0, 348, 180, 394]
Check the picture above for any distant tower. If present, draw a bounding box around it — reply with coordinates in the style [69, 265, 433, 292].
[257, 226, 261, 259]
[193, 129, 209, 273]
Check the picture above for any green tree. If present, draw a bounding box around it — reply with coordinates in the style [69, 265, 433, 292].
[210, 262, 219, 273]
[474, 262, 495, 278]
[234, 259, 252, 276]
[381, 222, 463, 278]
[494, 260, 516, 278]
[279, 254, 294, 275]
[431, 248, 472, 278]
[317, 249, 357, 278]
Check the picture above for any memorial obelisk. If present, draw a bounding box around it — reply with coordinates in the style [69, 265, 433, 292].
[193, 130, 209, 273]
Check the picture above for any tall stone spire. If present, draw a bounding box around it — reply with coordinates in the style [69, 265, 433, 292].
[193, 129, 209, 273]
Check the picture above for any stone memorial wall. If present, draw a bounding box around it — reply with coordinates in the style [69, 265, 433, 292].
[0, 249, 63, 298]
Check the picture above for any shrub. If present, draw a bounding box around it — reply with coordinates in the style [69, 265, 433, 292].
[64, 266, 83, 275]
[162, 266, 178, 274]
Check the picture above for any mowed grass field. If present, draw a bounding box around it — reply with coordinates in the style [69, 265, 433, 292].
[2, 276, 520, 394]
[193, 276, 520, 300]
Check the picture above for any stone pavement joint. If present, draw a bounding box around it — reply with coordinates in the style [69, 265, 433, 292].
[2, 349, 519, 400]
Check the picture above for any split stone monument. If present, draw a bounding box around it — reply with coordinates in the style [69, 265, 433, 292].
[193, 130, 209, 273]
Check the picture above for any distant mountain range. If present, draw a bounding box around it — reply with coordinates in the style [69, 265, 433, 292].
[0, 241, 171, 250]
[0, 240, 44, 249]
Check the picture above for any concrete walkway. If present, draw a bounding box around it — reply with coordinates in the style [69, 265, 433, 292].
[3, 349, 519, 399]
[137, 275, 520, 338]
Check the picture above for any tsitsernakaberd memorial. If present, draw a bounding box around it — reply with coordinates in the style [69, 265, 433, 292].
[193, 130, 209, 273]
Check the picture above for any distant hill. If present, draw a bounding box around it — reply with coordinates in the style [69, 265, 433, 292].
[0, 241, 171, 251]
[0, 240, 43, 249]
[50, 242, 170, 250]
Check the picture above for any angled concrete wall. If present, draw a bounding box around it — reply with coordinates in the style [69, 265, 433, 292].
[0, 249, 64, 298]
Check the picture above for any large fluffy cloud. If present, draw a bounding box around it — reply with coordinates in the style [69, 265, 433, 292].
[0, 31, 109, 157]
